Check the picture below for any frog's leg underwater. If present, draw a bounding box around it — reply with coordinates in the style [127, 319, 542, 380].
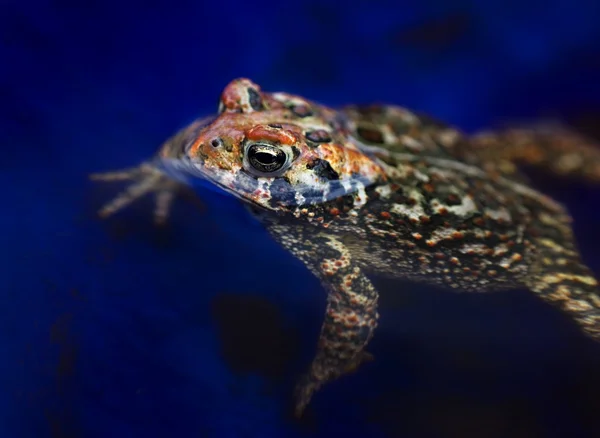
[345, 105, 600, 349]
[523, 205, 600, 339]
[471, 124, 600, 183]
[343, 104, 600, 183]
[91, 169, 379, 417]
[89, 116, 214, 224]
[265, 225, 379, 417]
[471, 125, 600, 336]
[90, 163, 181, 224]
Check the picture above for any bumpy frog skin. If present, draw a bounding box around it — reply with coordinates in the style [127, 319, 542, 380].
[91, 78, 600, 417]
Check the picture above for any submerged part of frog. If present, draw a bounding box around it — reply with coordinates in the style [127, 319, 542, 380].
[91, 78, 600, 417]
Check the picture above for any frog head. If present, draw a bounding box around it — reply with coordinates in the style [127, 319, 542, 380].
[169, 78, 385, 215]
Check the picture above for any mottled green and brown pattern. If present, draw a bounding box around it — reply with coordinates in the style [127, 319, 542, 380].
[91, 78, 600, 417]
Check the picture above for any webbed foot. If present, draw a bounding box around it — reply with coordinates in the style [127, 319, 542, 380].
[90, 162, 184, 224]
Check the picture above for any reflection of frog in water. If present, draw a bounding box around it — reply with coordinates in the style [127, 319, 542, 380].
[91, 78, 600, 416]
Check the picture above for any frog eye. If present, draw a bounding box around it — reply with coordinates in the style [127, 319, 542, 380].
[245, 143, 290, 176]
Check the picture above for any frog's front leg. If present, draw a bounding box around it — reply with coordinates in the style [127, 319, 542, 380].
[266, 226, 379, 417]
[90, 162, 185, 224]
[89, 117, 214, 223]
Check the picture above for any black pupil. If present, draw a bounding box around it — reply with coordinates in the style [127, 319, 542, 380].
[248, 144, 286, 172]
[255, 151, 277, 164]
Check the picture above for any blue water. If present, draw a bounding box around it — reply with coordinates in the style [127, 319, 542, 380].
[2, 1, 600, 437]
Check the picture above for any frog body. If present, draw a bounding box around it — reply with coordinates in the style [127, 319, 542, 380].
[91, 78, 600, 416]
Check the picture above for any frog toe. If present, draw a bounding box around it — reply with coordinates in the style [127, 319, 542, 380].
[153, 189, 176, 224]
[89, 166, 141, 182]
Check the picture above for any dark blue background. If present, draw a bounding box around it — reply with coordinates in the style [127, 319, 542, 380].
[2, 0, 600, 437]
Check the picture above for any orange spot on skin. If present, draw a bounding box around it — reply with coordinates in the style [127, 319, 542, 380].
[437, 207, 448, 215]
[412, 232, 423, 240]
[452, 231, 464, 239]
[330, 207, 340, 216]
[423, 183, 435, 193]
[473, 217, 485, 226]
[246, 125, 297, 145]
[380, 211, 391, 219]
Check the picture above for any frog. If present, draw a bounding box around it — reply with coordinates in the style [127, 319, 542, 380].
[90, 78, 600, 417]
